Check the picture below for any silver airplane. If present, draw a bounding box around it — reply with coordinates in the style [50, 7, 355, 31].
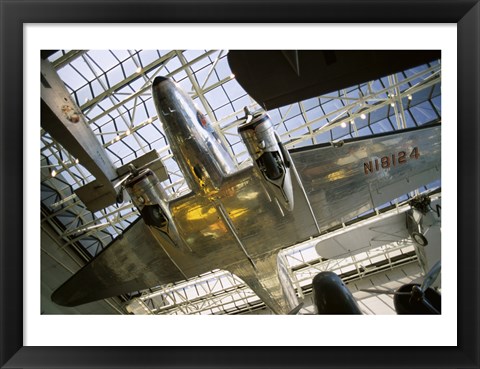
[49, 74, 441, 314]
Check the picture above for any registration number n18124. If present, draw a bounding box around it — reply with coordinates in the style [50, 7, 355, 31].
[364, 147, 420, 175]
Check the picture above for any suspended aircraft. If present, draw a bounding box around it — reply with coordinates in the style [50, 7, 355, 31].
[311, 260, 441, 314]
[41, 53, 441, 314]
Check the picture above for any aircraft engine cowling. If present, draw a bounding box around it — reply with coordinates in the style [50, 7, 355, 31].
[124, 168, 187, 251]
[238, 109, 294, 211]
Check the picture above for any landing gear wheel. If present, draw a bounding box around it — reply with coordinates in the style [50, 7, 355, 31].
[412, 231, 428, 246]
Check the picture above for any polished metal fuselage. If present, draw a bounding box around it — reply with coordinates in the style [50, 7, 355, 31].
[152, 77, 236, 192]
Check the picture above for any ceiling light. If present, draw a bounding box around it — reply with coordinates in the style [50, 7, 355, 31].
[75, 158, 79, 164]
[136, 67, 142, 74]
[51, 169, 57, 177]
[390, 103, 395, 107]
[350, 120, 355, 125]
[341, 122, 347, 128]
[147, 118, 153, 124]
[126, 129, 131, 135]
[230, 74, 235, 79]
[360, 113, 366, 120]
[408, 95, 413, 100]
[115, 136, 121, 141]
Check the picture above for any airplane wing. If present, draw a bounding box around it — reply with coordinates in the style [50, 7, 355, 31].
[51, 218, 187, 307]
[290, 123, 441, 231]
[227, 50, 440, 109]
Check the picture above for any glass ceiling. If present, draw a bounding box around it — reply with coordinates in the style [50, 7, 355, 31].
[40, 50, 441, 314]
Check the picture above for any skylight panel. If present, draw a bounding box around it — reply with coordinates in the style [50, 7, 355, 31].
[138, 50, 161, 66]
[195, 66, 220, 88]
[331, 125, 351, 140]
[409, 101, 439, 125]
[70, 57, 97, 82]
[106, 65, 126, 87]
[176, 77, 193, 94]
[314, 130, 332, 143]
[110, 50, 130, 62]
[204, 86, 231, 110]
[219, 79, 245, 101]
[357, 125, 374, 137]
[371, 118, 394, 134]
[89, 78, 107, 97]
[129, 105, 150, 127]
[112, 140, 139, 161]
[302, 97, 320, 111]
[431, 95, 441, 112]
[279, 103, 301, 119]
[214, 104, 235, 123]
[128, 77, 148, 93]
[135, 123, 162, 146]
[75, 85, 93, 105]
[121, 57, 140, 78]
[231, 95, 252, 112]
[163, 56, 182, 75]
[303, 106, 323, 123]
[213, 54, 233, 80]
[284, 114, 306, 132]
[353, 115, 369, 130]
[322, 99, 344, 117]
[267, 109, 281, 123]
[86, 50, 119, 71]
[369, 105, 389, 125]
[57, 64, 85, 90]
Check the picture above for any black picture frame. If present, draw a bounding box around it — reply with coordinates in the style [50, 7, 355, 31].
[1, 1, 479, 368]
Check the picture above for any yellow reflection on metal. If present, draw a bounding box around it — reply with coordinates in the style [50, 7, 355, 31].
[228, 208, 248, 219]
[186, 206, 216, 221]
[327, 169, 347, 181]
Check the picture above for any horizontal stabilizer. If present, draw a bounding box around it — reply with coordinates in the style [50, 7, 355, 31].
[74, 179, 118, 213]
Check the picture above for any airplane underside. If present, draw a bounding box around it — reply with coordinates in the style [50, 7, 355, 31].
[52, 123, 440, 314]
[44, 65, 442, 314]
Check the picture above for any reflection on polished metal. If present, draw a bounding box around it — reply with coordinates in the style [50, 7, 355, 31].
[151, 76, 237, 192]
[52, 77, 441, 314]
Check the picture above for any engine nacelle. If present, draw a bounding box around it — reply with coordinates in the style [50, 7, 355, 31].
[124, 168, 188, 252]
[238, 109, 294, 211]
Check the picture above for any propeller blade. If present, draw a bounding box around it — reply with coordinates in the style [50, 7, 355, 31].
[113, 171, 134, 188]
